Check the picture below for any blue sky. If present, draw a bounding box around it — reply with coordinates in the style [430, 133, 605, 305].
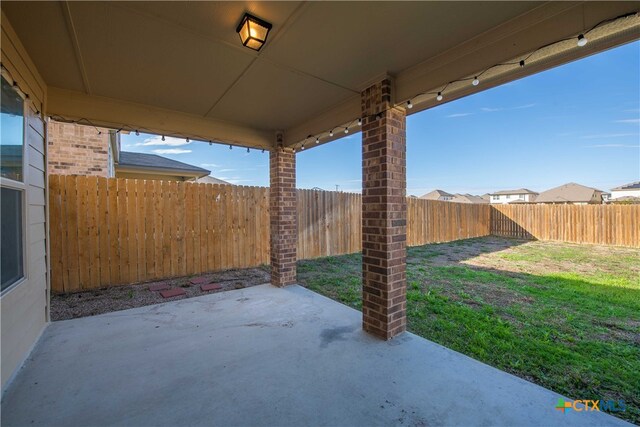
[122, 41, 639, 196]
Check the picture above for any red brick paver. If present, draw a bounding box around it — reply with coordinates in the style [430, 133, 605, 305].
[201, 283, 223, 292]
[159, 288, 187, 298]
[189, 277, 212, 285]
[148, 282, 171, 291]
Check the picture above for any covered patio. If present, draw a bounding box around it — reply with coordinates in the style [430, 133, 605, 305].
[1, 285, 629, 426]
[1, 1, 639, 425]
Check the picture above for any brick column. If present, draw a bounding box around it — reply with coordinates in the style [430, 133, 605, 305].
[270, 135, 297, 287]
[361, 78, 407, 340]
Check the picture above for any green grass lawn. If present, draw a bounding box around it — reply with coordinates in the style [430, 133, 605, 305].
[297, 237, 640, 424]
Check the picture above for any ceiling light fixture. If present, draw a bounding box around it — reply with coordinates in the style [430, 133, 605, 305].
[236, 13, 272, 52]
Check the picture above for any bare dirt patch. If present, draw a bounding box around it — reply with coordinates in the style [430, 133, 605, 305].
[51, 267, 270, 321]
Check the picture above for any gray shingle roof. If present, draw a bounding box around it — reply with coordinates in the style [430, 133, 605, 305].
[490, 188, 538, 196]
[118, 151, 210, 175]
[611, 181, 640, 191]
[535, 182, 603, 203]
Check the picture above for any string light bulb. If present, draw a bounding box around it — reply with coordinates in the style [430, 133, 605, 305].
[209, 141, 213, 146]
[519, 60, 525, 67]
[229, 144, 232, 150]
[436, 92, 443, 102]
[301, 143, 305, 150]
[316, 137, 320, 144]
[329, 130, 334, 137]
[135, 130, 139, 136]
[407, 100, 413, 109]
[247, 147, 250, 153]
[162, 135, 165, 141]
[186, 137, 190, 143]
[472, 77, 480, 86]
[577, 34, 588, 47]
[344, 127, 349, 134]
[357, 118, 362, 126]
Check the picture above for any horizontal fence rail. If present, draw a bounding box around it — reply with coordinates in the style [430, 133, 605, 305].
[491, 204, 639, 247]
[49, 176, 639, 293]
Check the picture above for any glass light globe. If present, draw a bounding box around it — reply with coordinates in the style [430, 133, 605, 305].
[436, 92, 443, 101]
[472, 77, 480, 86]
[577, 34, 588, 47]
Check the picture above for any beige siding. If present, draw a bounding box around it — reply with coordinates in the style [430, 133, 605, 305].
[1, 11, 48, 390]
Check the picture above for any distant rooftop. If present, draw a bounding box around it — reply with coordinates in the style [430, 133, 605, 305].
[535, 182, 603, 204]
[490, 188, 538, 196]
[118, 152, 210, 176]
[611, 181, 640, 191]
[420, 189, 454, 200]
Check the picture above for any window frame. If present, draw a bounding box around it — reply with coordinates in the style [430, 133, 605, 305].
[1, 72, 29, 296]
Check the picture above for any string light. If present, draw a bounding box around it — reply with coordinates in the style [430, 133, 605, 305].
[577, 34, 588, 47]
[229, 144, 232, 150]
[186, 137, 190, 143]
[262, 149, 265, 153]
[344, 127, 349, 134]
[247, 147, 250, 153]
[209, 141, 213, 146]
[3, 10, 631, 154]
[301, 143, 305, 150]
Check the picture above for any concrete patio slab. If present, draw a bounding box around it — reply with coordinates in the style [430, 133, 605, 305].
[1, 285, 630, 427]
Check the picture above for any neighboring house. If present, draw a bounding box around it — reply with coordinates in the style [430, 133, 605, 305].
[197, 175, 230, 185]
[489, 188, 538, 204]
[451, 193, 489, 204]
[535, 182, 605, 205]
[420, 189, 455, 201]
[48, 121, 220, 182]
[610, 181, 640, 200]
[117, 152, 210, 181]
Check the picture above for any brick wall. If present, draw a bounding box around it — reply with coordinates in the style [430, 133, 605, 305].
[48, 121, 111, 177]
[361, 78, 407, 340]
[269, 144, 297, 287]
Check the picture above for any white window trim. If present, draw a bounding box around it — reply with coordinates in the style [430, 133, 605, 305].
[1, 73, 29, 297]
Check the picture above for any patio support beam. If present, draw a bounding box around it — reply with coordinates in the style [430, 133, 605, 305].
[361, 78, 407, 340]
[269, 132, 297, 287]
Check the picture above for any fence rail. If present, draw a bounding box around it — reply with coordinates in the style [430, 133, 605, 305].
[49, 176, 639, 293]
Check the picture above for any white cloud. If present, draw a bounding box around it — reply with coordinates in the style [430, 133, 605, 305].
[200, 163, 220, 167]
[218, 168, 236, 172]
[446, 113, 473, 118]
[580, 133, 638, 139]
[138, 136, 191, 147]
[615, 119, 640, 124]
[585, 144, 639, 148]
[481, 104, 536, 113]
[152, 148, 192, 154]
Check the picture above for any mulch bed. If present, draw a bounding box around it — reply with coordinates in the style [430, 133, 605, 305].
[51, 267, 271, 321]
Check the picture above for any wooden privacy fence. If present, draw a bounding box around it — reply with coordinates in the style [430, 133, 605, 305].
[408, 198, 491, 246]
[49, 175, 270, 293]
[49, 176, 638, 293]
[491, 204, 640, 247]
[49, 176, 493, 293]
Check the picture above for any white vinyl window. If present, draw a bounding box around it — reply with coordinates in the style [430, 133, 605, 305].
[1, 75, 27, 293]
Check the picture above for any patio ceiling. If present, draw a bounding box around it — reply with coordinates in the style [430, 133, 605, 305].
[2, 1, 639, 148]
